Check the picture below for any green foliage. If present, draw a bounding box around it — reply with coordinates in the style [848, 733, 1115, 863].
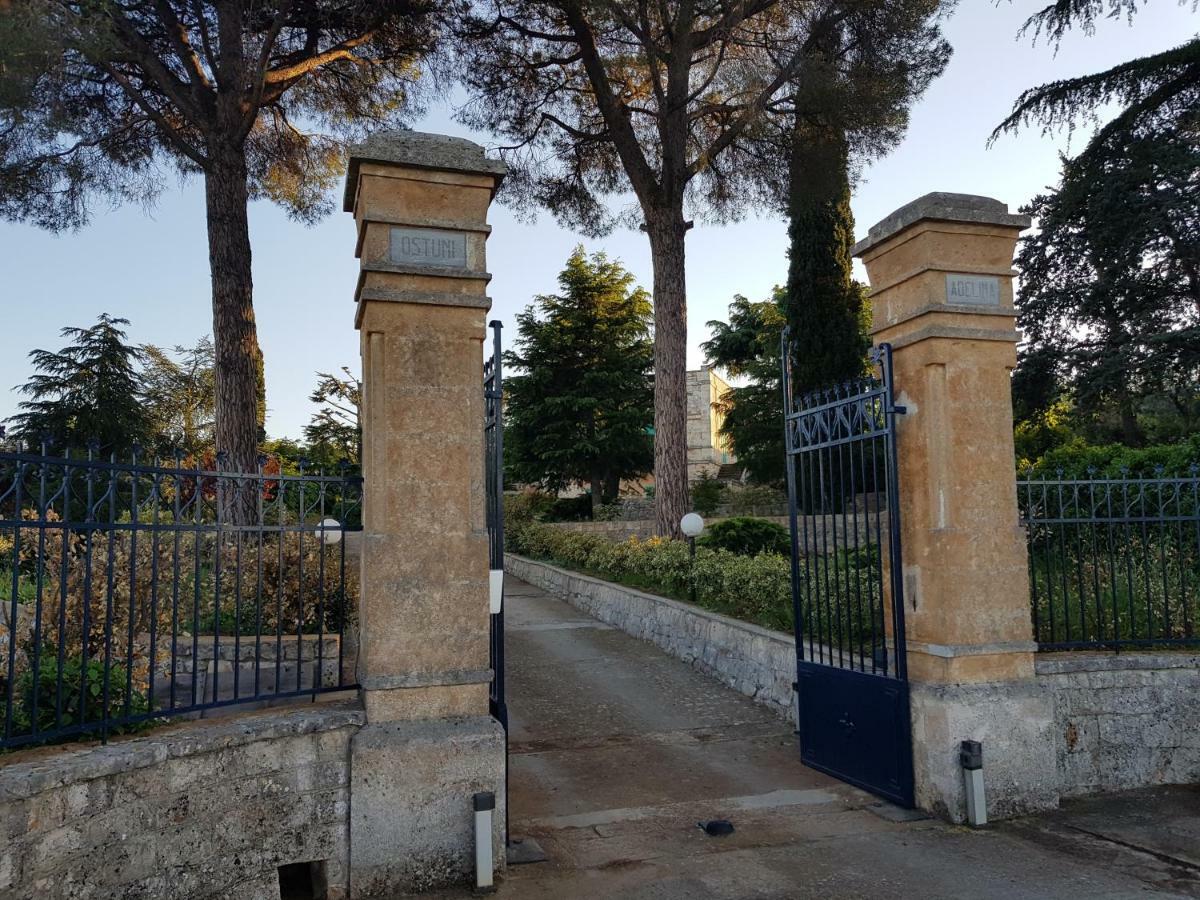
[1014, 126, 1199, 447]
[689, 471, 726, 517]
[546, 494, 595, 522]
[702, 293, 788, 483]
[1022, 435, 1200, 478]
[0, 1, 441, 230]
[7, 314, 150, 454]
[699, 517, 790, 557]
[6, 649, 153, 745]
[505, 510, 795, 632]
[994, 2, 1199, 171]
[784, 124, 870, 396]
[304, 368, 361, 466]
[140, 338, 216, 456]
[504, 247, 654, 513]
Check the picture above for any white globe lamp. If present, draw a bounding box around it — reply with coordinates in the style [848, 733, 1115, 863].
[318, 517, 343, 546]
[680, 513, 705, 539]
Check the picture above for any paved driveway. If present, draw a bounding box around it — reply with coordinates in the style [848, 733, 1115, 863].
[468, 577, 1200, 899]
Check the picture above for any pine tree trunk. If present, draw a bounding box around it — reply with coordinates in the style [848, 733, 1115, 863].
[646, 213, 689, 539]
[204, 139, 262, 524]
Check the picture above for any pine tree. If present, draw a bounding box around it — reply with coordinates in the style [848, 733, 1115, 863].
[0, 0, 441, 496]
[504, 247, 654, 515]
[8, 314, 149, 454]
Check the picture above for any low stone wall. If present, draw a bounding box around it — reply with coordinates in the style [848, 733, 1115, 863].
[505, 554, 797, 723]
[1037, 652, 1200, 798]
[0, 703, 363, 900]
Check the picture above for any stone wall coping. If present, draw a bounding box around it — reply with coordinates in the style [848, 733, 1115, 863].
[853, 192, 1031, 257]
[507, 554, 794, 650]
[1036, 651, 1200, 675]
[344, 130, 507, 210]
[0, 701, 365, 801]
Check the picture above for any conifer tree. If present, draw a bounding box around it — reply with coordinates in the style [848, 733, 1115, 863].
[8, 314, 149, 454]
[504, 247, 654, 515]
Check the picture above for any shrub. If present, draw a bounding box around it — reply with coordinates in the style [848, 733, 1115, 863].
[1024, 436, 1200, 478]
[689, 472, 726, 516]
[6, 648, 153, 745]
[506, 517, 795, 632]
[547, 494, 594, 521]
[700, 517, 790, 557]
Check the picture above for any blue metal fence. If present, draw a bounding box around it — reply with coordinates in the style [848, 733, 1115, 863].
[1018, 468, 1200, 651]
[1, 447, 361, 750]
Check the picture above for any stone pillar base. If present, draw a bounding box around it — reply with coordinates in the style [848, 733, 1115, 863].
[909, 679, 1059, 822]
[349, 715, 506, 897]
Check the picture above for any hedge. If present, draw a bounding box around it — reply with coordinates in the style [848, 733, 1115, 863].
[505, 493, 794, 631]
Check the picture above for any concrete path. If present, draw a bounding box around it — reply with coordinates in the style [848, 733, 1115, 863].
[465, 577, 1200, 898]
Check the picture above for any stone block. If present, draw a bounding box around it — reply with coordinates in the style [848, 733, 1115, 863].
[349, 715, 505, 897]
[909, 679, 1058, 822]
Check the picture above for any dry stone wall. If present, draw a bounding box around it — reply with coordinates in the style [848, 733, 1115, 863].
[0, 704, 363, 900]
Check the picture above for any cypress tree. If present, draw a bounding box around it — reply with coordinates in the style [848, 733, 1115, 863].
[784, 118, 869, 395]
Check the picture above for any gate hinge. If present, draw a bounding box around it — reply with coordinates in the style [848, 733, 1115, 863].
[893, 405, 908, 415]
[791, 681, 799, 692]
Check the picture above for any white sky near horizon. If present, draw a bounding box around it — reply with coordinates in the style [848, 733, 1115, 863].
[0, 1, 1195, 441]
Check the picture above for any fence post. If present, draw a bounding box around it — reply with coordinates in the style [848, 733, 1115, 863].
[344, 132, 507, 895]
[853, 193, 1060, 820]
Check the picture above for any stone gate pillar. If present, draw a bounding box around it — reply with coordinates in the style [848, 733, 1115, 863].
[343, 132, 507, 896]
[853, 194, 1059, 821]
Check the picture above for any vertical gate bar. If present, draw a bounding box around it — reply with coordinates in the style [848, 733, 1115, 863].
[869, 425, 887, 673]
[148, 470, 161, 717]
[781, 332, 805, 665]
[315, 476, 328, 699]
[1105, 482, 1119, 647]
[879, 345, 908, 681]
[126, 452, 139, 719]
[102, 455, 117, 742]
[1080, 487, 1089, 643]
[30, 450, 48, 738]
[81, 454, 96, 727]
[4, 461, 23, 741]
[856, 423, 877, 675]
[831, 409, 848, 667]
[254, 458, 265, 698]
[55, 458, 71, 730]
[296, 465, 306, 694]
[170, 456, 182, 712]
[846, 410, 866, 671]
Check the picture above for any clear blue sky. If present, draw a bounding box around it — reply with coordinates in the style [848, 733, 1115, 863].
[0, 2, 1194, 440]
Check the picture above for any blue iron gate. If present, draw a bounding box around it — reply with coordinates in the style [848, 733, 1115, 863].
[781, 337, 914, 807]
[483, 320, 509, 844]
[484, 320, 507, 731]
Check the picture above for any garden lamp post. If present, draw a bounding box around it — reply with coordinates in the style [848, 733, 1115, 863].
[680, 512, 705, 603]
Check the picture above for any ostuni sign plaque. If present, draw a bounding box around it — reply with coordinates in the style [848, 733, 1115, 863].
[945, 273, 1000, 306]
[389, 226, 468, 269]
